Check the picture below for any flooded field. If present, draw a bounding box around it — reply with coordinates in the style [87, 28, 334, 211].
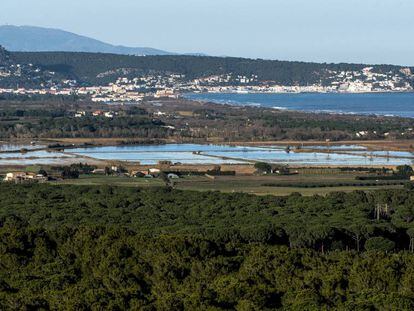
[1, 143, 413, 166]
[0, 143, 46, 152]
[68, 144, 414, 166]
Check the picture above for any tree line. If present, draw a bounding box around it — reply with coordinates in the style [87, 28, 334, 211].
[2, 98, 414, 140]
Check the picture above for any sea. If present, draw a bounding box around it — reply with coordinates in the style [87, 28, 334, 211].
[184, 92, 414, 118]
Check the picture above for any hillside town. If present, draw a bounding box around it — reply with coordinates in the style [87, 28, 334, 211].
[1, 48, 413, 103]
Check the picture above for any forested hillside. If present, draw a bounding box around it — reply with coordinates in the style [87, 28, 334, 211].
[2, 184, 414, 309]
[11, 51, 414, 86]
[0, 46, 10, 64]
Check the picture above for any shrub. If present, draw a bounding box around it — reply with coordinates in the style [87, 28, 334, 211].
[365, 237, 395, 252]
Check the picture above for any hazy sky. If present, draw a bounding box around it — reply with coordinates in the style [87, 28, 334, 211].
[1, 0, 413, 65]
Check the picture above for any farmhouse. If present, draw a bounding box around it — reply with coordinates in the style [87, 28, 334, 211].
[92, 110, 104, 116]
[3, 172, 47, 183]
[149, 168, 161, 175]
[92, 168, 106, 174]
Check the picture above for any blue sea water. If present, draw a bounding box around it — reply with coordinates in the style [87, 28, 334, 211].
[184, 92, 414, 118]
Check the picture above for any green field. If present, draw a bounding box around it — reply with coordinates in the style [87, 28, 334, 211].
[57, 175, 165, 187]
[173, 175, 404, 195]
[56, 173, 405, 196]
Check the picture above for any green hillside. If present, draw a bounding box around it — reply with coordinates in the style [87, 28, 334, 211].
[12, 51, 413, 86]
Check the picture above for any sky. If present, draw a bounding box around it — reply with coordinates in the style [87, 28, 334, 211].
[1, 0, 413, 65]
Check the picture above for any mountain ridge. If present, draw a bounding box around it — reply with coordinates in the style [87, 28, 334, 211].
[0, 25, 186, 56]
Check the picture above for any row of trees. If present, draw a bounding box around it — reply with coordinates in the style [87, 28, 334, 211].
[0, 115, 170, 139]
[2, 96, 414, 140]
[172, 103, 414, 141]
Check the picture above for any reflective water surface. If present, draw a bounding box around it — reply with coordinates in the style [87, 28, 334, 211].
[68, 144, 414, 166]
[1, 143, 413, 166]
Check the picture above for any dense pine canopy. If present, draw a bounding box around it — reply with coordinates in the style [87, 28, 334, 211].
[2, 184, 414, 309]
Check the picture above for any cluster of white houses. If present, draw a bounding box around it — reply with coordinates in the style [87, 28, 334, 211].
[1, 66, 412, 103]
[2, 168, 180, 183]
[90, 166, 180, 179]
[3, 172, 47, 183]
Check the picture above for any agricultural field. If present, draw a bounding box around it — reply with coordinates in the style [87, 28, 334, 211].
[55, 172, 406, 196]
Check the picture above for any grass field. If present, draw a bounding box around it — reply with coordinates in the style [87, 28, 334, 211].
[173, 175, 404, 196]
[57, 175, 165, 187]
[55, 174, 405, 196]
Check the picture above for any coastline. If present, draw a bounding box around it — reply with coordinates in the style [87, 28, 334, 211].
[183, 90, 414, 95]
[183, 92, 414, 118]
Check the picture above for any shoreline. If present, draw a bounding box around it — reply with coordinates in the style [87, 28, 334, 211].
[183, 92, 414, 119]
[183, 90, 414, 95]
